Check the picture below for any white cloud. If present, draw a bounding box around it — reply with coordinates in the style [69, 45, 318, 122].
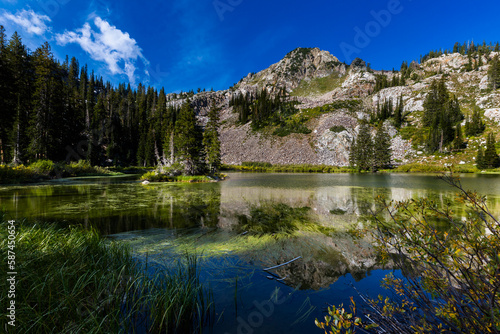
[1, 8, 51, 36]
[56, 17, 149, 85]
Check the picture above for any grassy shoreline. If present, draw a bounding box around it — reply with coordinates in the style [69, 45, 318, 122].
[4, 160, 500, 186]
[0, 217, 213, 333]
[222, 162, 500, 174]
[140, 171, 226, 183]
[0, 160, 120, 184]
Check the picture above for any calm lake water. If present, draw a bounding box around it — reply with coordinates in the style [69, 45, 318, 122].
[2, 172, 500, 333]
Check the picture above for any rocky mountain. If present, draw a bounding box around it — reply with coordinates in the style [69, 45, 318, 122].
[167, 47, 500, 167]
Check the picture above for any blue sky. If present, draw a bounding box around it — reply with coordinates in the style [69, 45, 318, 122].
[1, 0, 499, 93]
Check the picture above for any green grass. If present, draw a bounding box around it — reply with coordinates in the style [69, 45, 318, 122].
[0, 216, 213, 333]
[330, 125, 347, 133]
[222, 164, 356, 173]
[392, 163, 484, 173]
[140, 171, 214, 183]
[291, 72, 347, 97]
[0, 160, 113, 184]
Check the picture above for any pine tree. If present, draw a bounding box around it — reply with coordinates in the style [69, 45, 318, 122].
[452, 124, 464, 150]
[476, 147, 486, 170]
[394, 94, 404, 128]
[0, 25, 15, 164]
[466, 53, 473, 72]
[350, 123, 373, 172]
[203, 101, 221, 174]
[174, 101, 203, 175]
[29, 42, 66, 160]
[488, 55, 500, 90]
[464, 105, 485, 137]
[423, 78, 464, 152]
[6, 32, 31, 164]
[484, 132, 500, 168]
[373, 125, 392, 170]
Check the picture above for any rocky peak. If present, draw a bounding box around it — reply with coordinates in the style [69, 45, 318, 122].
[237, 47, 347, 92]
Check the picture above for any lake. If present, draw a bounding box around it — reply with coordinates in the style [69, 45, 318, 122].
[1, 172, 500, 333]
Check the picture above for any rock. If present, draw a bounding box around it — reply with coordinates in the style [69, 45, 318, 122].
[480, 75, 490, 90]
[484, 108, 500, 124]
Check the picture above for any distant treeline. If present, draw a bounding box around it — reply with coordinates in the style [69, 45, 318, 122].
[0, 27, 221, 173]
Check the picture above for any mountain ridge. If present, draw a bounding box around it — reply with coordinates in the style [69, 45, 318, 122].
[167, 46, 500, 168]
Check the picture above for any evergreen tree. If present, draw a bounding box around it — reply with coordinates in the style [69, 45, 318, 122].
[350, 123, 373, 171]
[466, 53, 473, 71]
[6, 32, 31, 164]
[394, 94, 404, 128]
[452, 124, 464, 150]
[464, 105, 485, 137]
[484, 132, 500, 168]
[174, 101, 203, 175]
[476, 147, 486, 170]
[488, 55, 500, 90]
[203, 101, 221, 174]
[0, 25, 15, 164]
[373, 125, 392, 170]
[29, 42, 63, 160]
[422, 78, 464, 152]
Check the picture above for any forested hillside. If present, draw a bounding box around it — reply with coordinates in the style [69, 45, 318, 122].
[1, 26, 500, 172]
[0, 27, 222, 174]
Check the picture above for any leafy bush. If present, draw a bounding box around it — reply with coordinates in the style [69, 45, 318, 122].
[316, 175, 500, 333]
[0, 164, 37, 183]
[0, 160, 111, 184]
[141, 171, 174, 182]
[29, 159, 55, 174]
[65, 160, 109, 176]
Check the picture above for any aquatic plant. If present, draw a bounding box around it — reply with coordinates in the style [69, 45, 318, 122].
[140, 171, 214, 183]
[235, 202, 311, 236]
[0, 215, 212, 333]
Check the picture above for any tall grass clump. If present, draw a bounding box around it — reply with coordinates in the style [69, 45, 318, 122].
[0, 215, 212, 333]
[134, 255, 214, 333]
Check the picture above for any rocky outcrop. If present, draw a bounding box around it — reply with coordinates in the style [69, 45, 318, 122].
[484, 108, 500, 124]
[163, 47, 499, 167]
[237, 47, 347, 93]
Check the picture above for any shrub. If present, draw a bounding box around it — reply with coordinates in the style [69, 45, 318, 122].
[316, 175, 500, 333]
[29, 159, 55, 174]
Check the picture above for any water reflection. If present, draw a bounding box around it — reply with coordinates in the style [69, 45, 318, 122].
[2, 173, 500, 333]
